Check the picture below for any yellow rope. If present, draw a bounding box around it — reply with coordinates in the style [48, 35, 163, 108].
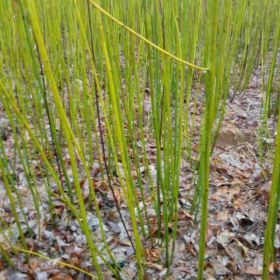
[12, 245, 96, 279]
[89, 0, 209, 72]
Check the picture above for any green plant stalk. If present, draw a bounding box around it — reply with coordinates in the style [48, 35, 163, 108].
[145, 16, 161, 238]
[170, 4, 185, 266]
[262, 106, 280, 280]
[92, 1, 145, 277]
[85, 0, 138, 249]
[89, 0, 208, 72]
[211, 0, 232, 152]
[101, 6, 147, 239]
[15, 1, 108, 277]
[43, 2, 121, 273]
[263, 19, 280, 125]
[17, 135, 44, 228]
[0, 242, 13, 267]
[0, 80, 122, 278]
[73, 1, 150, 264]
[183, 0, 203, 164]
[198, 0, 219, 279]
[0, 145, 27, 250]
[0, 96, 38, 235]
[1, 2, 280, 279]
[262, 15, 280, 278]
[118, 6, 151, 238]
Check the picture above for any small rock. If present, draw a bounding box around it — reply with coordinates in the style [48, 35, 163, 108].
[61, 254, 70, 260]
[76, 234, 87, 245]
[44, 230, 54, 241]
[87, 214, 100, 231]
[8, 273, 28, 280]
[126, 247, 135, 257]
[36, 271, 49, 280]
[70, 225, 77, 232]
[107, 221, 121, 234]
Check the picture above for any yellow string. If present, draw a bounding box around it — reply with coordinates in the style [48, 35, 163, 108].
[12, 245, 96, 279]
[89, 0, 209, 72]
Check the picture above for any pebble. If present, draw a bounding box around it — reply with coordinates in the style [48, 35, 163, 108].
[36, 271, 49, 280]
[44, 230, 54, 241]
[76, 234, 87, 245]
[70, 224, 77, 232]
[61, 254, 70, 260]
[8, 273, 28, 280]
[87, 214, 100, 231]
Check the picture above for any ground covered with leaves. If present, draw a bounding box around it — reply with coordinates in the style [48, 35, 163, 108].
[0, 69, 279, 280]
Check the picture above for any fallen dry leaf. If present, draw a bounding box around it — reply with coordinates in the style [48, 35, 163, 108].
[242, 267, 262, 276]
[217, 231, 235, 248]
[145, 247, 161, 262]
[0, 260, 5, 271]
[49, 273, 73, 280]
[146, 262, 164, 272]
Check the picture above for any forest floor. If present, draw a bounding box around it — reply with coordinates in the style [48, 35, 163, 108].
[168, 69, 280, 280]
[0, 67, 279, 280]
